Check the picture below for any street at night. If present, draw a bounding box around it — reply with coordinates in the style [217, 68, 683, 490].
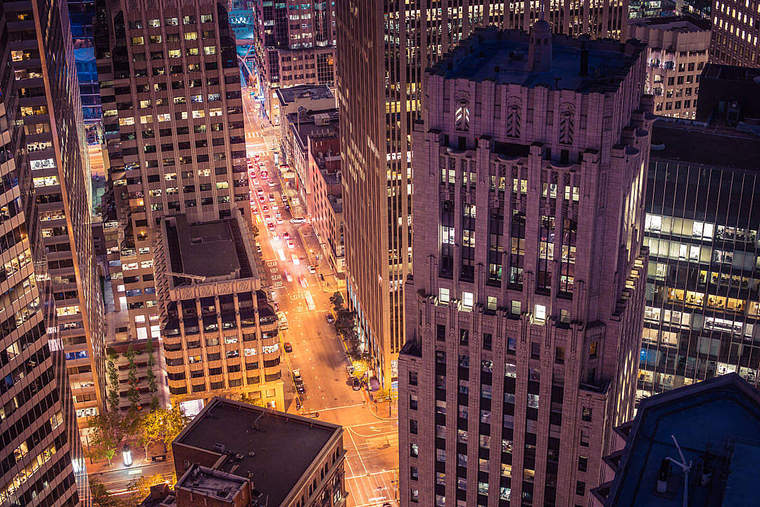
[243, 89, 399, 507]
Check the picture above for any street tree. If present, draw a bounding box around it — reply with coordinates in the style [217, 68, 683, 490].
[128, 473, 175, 502]
[86, 411, 126, 466]
[90, 478, 119, 507]
[329, 291, 345, 311]
[138, 406, 189, 458]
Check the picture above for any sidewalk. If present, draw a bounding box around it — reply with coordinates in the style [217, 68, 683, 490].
[86, 438, 158, 475]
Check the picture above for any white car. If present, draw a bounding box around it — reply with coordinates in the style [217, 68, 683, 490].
[290, 218, 306, 224]
[287, 239, 295, 249]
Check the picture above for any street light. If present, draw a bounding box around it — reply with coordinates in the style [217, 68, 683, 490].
[122, 444, 133, 467]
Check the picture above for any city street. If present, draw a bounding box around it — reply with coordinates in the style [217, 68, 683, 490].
[243, 90, 399, 507]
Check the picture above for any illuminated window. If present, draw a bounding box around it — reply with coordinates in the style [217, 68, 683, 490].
[534, 304, 546, 322]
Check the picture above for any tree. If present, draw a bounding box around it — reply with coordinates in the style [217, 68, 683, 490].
[86, 411, 126, 466]
[90, 478, 119, 507]
[125, 344, 140, 412]
[145, 338, 159, 411]
[138, 406, 189, 458]
[106, 350, 120, 412]
[329, 291, 345, 311]
[128, 473, 176, 502]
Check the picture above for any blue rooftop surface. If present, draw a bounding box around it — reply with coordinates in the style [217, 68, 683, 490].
[605, 374, 760, 507]
[429, 27, 645, 93]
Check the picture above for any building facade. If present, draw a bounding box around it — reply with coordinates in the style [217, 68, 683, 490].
[337, 0, 631, 388]
[97, 0, 250, 342]
[639, 119, 760, 399]
[154, 214, 284, 415]
[629, 16, 711, 119]
[0, 7, 88, 504]
[309, 145, 344, 274]
[398, 26, 652, 506]
[252, 0, 336, 121]
[710, 0, 760, 68]
[5, 0, 107, 430]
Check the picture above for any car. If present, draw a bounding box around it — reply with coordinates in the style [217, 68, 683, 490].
[249, 170, 256, 178]
[292, 368, 301, 380]
[276, 217, 284, 224]
[296, 384, 305, 394]
[261, 171, 268, 179]
[299, 276, 308, 288]
[283, 342, 292, 353]
[268, 194, 275, 202]
[284, 204, 291, 211]
[262, 205, 269, 212]
[307, 265, 316, 274]
[259, 195, 266, 202]
[263, 214, 270, 221]
[352, 378, 362, 391]
[290, 217, 306, 224]
[272, 204, 279, 211]
[276, 213, 282, 220]
[292, 255, 300, 265]
[283, 232, 290, 239]
[326, 314, 335, 324]
[268, 181, 277, 187]
[257, 188, 265, 194]
[267, 222, 275, 231]
[287, 239, 295, 249]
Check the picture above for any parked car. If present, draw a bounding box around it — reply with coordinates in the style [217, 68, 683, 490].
[307, 265, 316, 274]
[352, 378, 362, 391]
[283, 342, 292, 353]
[326, 314, 335, 324]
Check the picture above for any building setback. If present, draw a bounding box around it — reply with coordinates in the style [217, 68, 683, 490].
[629, 16, 711, 119]
[251, 0, 336, 121]
[337, 0, 631, 389]
[154, 214, 284, 414]
[710, 0, 760, 68]
[4, 0, 107, 431]
[399, 25, 652, 506]
[0, 6, 88, 504]
[96, 0, 251, 343]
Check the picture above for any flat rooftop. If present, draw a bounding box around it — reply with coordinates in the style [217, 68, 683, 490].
[276, 84, 334, 105]
[600, 374, 760, 506]
[629, 15, 711, 32]
[176, 465, 248, 502]
[429, 26, 644, 93]
[651, 119, 760, 169]
[164, 215, 256, 284]
[174, 398, 341, 506]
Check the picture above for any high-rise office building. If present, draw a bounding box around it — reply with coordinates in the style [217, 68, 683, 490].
[252, 0, 336, 122]
[154, 214, 284, 414]
[5, 0, 107, 429]
[96, 0, 250, 342]
[0, 6, 88, 505]
[398, 25, 652, 506]
[638, 65, 760, 398]
[337, 0, 631, 388]
[629, 16, 711, 119]
[710, 0, 760, 68]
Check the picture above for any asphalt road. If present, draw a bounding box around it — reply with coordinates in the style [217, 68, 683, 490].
[243, 90, 400, 507]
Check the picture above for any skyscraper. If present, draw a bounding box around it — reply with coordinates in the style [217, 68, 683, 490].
[5, 0, 106, 430]
[638, 65, 760, 398]
[252, 0, 337, 122]
[0, 5, 89, 505]
[709, 0, 760, 68]
[337, 0, 631, 388]
[398, 25, 652, 506]
[96, 0, 250, 342]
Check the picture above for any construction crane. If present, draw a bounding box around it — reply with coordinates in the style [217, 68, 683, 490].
[164, 271, 207, 283]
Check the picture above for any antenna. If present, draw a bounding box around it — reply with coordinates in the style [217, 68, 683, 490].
[665, 434, 692, 507]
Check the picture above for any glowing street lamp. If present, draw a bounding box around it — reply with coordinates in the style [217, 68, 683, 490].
[122, 444, 133, 467]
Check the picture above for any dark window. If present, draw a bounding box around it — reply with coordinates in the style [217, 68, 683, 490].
[578, 456, 588, 472]
[409, 371, 418, 386]
[582, 407, 592, 422]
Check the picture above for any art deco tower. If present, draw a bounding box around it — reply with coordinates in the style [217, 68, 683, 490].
[398, 25, 652, 505]
[337, 0, 631, 387]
